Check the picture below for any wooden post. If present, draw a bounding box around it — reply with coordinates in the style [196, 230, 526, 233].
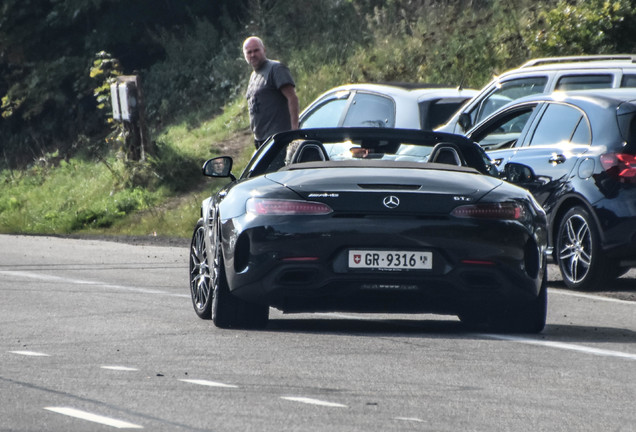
[115, 75, 152, 161]
[131, 74, 152, 160]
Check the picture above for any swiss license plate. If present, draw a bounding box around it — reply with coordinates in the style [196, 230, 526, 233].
[348, 250, 433, 270]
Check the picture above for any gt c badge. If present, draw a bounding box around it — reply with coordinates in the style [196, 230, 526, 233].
[383, 195, 400, 209]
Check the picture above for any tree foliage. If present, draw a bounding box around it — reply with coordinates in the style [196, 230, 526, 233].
[2, 0, 636, 170]
[525, 0, 636, 56]
[0, 0, 248, 167]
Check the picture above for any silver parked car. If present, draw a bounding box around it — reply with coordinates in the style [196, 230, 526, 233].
[300, 83, 477, 131]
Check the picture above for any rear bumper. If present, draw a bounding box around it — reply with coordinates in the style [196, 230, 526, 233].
[237, 259, 541, 315]
[221, 215, 546, 314]
[594, 189, 636, 265]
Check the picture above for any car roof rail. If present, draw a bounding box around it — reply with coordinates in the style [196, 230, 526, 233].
[521, 54, 636, 68]
[376, 82, 451, 90]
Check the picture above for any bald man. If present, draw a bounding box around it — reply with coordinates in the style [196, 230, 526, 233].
[243, 36, 299, 149]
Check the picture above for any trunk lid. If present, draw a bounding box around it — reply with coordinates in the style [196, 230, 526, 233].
[265, 166, 502, 215]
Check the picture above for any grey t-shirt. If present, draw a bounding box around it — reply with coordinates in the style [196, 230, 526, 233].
[246, 59, 295, 141]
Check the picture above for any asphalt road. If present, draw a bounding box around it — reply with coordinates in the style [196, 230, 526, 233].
[1, 234, 635, 431]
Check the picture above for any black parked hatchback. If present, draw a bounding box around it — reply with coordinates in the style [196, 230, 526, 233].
[467, 88, 636, 291]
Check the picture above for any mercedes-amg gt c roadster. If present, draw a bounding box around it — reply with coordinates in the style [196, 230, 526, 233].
[189, 128, 548, 332]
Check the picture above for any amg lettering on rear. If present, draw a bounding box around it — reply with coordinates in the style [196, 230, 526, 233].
[308, 193, 339, 198]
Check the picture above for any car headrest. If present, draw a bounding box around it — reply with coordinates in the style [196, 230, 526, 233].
[429, 142, 464, 166]
[290, 140, 328, 164]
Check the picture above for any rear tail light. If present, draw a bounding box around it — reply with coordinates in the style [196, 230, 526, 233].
[600, 152, 636, 183]
[451, 202, 526, 220]
[246, 198, 333, 215]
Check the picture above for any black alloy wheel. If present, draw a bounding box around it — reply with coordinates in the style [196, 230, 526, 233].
[189, 219, 212, 319]
[556, 206, 611, 291]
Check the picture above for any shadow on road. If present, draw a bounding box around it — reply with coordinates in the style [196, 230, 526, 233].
[548, 273, 636, 302]
[264, 316, 636, 344]
[266, 316, 465, 335]
[542, 324, 636, 344]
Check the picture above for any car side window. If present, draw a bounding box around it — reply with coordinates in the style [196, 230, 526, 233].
[471, 77, 547, 126]
[570, 116, 592, 145]
[555, 74, 613, 90]
[472, 107, 536, 150]
[621, 74, 636, 87]
[342, 93, 395, 128]
[421, 98, 470, 130]
[528, 103, 589, 146]
[300, 98, 348, 128]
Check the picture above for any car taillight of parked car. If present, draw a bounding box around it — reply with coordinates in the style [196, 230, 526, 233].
[600, 153, 636, 183]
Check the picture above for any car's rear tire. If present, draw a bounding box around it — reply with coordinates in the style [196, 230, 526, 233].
[460, 271, 547, 333]
[189, 219, 212, 319]
[496, 273, 547, 333]
[212, 274, 269, 330]
[556, 206, 612, 291]
[210, 219, 269, 330]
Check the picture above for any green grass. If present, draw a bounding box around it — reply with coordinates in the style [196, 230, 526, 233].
[155, 98, 250, 159]
[92, 187, 210, 238]
[0, 158, 166, 234]
[90, 154, 252, 239]
[0, 97, 254, 239]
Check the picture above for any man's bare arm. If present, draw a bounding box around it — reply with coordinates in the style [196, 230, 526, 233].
[280, 84, 299, 130]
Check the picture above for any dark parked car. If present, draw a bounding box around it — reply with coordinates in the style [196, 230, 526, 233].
[189, 128, 548, 332]
[467, 88, 636, 291]
[300, 83, 477, 131]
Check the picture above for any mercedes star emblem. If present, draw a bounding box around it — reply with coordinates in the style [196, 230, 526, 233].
[383, 195, 400, 209]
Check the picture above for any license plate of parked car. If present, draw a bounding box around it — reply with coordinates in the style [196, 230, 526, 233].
[348, 250, 433, 270]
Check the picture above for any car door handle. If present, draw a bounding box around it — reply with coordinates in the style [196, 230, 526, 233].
[549, 154, 566, 164]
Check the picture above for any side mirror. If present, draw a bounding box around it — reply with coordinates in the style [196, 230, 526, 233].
[504, 162, 536, 184]
[458, 113, 472, 132]
[202, 156, 234, 179]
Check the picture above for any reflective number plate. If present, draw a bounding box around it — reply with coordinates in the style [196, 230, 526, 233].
[348, 250, 433, 270]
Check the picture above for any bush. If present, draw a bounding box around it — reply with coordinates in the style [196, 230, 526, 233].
[143, 18, 244, 128]
[525, 0, 636, 56]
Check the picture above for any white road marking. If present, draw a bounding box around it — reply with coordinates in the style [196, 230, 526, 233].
[0, 270, 189, 298]
[44, 407, 143, 429]
[316, 312, 368, 320]
[9, 351, 50, 357]
[101, 366, 139, 371]
[281, 396, 347, 408]
[321, 312, 636, 361]
[179, 379, 238, 388]
[395, 417, 425, 423]
[485, 334, 636, 361]
[551, 288, 635, 305]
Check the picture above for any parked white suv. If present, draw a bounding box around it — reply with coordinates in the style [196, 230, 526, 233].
[438, 54, 636, 134]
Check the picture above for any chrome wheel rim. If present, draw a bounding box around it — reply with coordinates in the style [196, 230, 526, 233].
[558, 214, 592, 284]
[190, 225, 211, 310]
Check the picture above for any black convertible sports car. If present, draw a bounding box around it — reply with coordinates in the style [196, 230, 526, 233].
[189, 128, 548, 332]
